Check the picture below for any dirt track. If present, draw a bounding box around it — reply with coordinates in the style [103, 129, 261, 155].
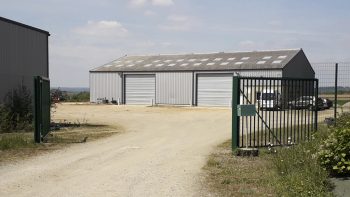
[0, 104, 231, 197]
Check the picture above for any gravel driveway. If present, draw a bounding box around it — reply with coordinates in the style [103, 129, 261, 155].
[0, 104, 231, 197]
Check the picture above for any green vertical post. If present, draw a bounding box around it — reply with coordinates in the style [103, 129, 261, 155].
[232, 76, 240, 150]
[34, 76, 42, 143]
[315, 79, 319, 131]
[334, 63, 338, 126]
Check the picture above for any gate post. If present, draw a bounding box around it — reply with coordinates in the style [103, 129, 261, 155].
[33, 76, 51, 143]
[34, 76, 42, 143]
[232, 76, 240, 150]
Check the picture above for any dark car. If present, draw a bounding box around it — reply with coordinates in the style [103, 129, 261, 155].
[288, 96, 324, 110]
[322, 98, 333, 109]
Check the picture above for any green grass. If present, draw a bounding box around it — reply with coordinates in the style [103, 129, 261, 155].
[203, 125, 334, 197]
[203, 142, 275, 196]
[334, 100, 350, 106]
[268, 125, 334, 196]
[0, 133, 37, 150]
[0, 124, 122, 163]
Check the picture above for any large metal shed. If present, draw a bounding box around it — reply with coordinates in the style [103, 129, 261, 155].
[0, 16, 49, 102]
[89, 49, 314, 106]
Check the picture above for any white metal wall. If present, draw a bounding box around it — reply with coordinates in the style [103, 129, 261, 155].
[89, 72, 122, 102]
[197, 73, 233, 106]
[156, 72, 193, 105]
[125, 74, 155, 105]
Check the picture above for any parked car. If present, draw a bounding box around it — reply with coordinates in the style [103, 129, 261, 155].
[322, 98, 333, 109]
[288, 96, 324, 110]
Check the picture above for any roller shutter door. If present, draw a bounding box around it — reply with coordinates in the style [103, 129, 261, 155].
[125, 74, 155, 105]
[197, 73, 232, 106]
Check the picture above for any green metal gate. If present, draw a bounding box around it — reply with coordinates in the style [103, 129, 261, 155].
[34, 76, 50, 143]
[232, 76, 319, 149]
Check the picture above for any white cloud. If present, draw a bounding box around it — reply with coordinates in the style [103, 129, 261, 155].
[159, 15, 197, 32]
[129, 0, 174, 7]
[151, 0, 174, 6]
[129, 0, 147, 7]
[144, 10, 156, 16]
[268, 20, 282, 26]
[73, 20, 128, 38]
[167, 15, 187, 22]
[239, 40, 255, 47]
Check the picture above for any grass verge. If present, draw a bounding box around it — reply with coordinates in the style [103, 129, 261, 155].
[0, 124, 122, 164]
[202, 141, 275, 196]
[203, 125, 334, 197]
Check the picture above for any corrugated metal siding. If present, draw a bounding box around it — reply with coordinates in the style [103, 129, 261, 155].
[89, 72, 122, 102]
[125, 74, 155, 105]
[156, 72, 193, 105]
[0, 20, 48, 101]
[197, 73, 233, 106]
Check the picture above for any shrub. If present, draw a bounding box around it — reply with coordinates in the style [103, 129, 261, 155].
[68, 92, 89, 102]
[318, 127, 350, 176]
[0, 85, 33, 132]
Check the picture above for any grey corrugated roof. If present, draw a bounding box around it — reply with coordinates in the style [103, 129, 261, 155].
[90, 49, 302, 72]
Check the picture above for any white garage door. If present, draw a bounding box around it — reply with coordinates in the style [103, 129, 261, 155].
[125, 74, 155, 105]
[197, 73, 232, 106]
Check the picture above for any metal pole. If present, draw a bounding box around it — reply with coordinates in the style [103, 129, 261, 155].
[315, 79, 319, 131]
[334, 63, 338, 126]
[232, 76, 240, 150]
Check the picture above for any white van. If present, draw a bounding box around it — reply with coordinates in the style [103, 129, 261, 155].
[258, 89, 281, 110]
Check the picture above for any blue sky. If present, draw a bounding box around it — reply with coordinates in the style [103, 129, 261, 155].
[1, 0, 350, 87]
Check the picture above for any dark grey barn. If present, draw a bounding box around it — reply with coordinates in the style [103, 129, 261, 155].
[0, 16, 49, 102]
[90, 49, 314, 106]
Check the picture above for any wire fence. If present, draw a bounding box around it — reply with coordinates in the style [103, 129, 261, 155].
[312, 62, 350, 125]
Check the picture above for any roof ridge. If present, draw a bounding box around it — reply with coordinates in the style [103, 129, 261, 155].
[121, 48, 301, 57]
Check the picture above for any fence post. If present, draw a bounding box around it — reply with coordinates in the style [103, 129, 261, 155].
[334, 63, 338, 126]
[315, 79, 319, 131]
[232, 76, 240, 150]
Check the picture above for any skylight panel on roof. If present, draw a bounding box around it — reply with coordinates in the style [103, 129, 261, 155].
[257, 61, 266, 64]
[113, 60, 121, 63]
[263, 56, 272, 60]
[153, 60, 160, 63]
[167, 63, 176, 67]
[220, 62, 229, 65]
[278, 55, 287, 59]
[164, 60, 173, 63]
[214, 58, 222, 61]
[136, 60, 144, 63]
[155, 63, 164, 67]
[125, 60, 133, 63]
[180, 63, 189, 66]
[227, 57, 235, 61]
[201, 58, 209, 61]
[126, 64, 135, 67]
[207, 62, 215, 66]
[241, 57, 250, 60]
[188, 59, 196, 62]
[104, 64, 113, 67]
[194, 63, 202, 66]
[115, 64, 123, 67]
[272, 60, 283, 64]
[144, 64, 152, 67]
[235, 62, 243, 65]
[177, 59, 184, 62]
